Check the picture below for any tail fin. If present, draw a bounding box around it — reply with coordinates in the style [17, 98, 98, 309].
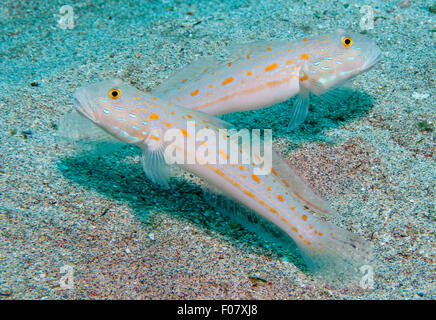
[297, 217, 373, 286]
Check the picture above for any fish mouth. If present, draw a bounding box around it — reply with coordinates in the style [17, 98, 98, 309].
[73, 89, 97, 122]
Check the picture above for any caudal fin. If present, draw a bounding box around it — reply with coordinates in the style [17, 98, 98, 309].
[297, 217, 373, 286]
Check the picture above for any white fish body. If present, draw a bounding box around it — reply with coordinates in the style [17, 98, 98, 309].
[152, 30, 381, 130]
[69, 79, 371, 281]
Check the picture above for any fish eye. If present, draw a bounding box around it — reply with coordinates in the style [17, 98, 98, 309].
[109, 88, 121, 99]
[342, 37, 353, 47]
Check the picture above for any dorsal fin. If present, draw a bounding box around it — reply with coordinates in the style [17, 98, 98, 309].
[151, 56, 222, 98]
[271, 151, 337, 218]
[151, 40, 289, 100]
[225, 39, 288, 60]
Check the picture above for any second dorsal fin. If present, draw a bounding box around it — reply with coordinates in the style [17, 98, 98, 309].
[151, 56, 223, 98]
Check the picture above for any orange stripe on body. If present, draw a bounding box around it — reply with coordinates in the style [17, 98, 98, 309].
[193, 75, 297, 110]
[205, 164, 300, 233]
[292, 190, 328, 214]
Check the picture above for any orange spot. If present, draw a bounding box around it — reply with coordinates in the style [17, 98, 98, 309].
[246, 55, 251, 59]
[301, 214, 307, 221]
[290, 205, 295, 210]
[265, 63, 279, 72]
[187, 114, 193, 119]
[266, 47, 272, 51]
[218, 150, 229, 160]
[181, 78, 188, 84]
[149, 113, 160, 120]
[209, 84, 215, 88]
[300, 74, 308, 81]
[222, 77, 234, 86]
[282, 179, 290, 188]
[190, 89, 200, 96]
[150, 135, 160, 141]
[266, 186, 272, 191]
[251, 174, 260, 183]
[227, 62, 232, 67]
[303, 38, 307, 42]
[287, 48, 292, 53]
[238, 165, 244, 171]
[271, 168, 278, 176]
[170, 111, 175, 115]
[180, 128, 189, 137]
[277, 194, 284, 202]
[246, 70, 253, 76]
[165, 122, 172, 128]
[300, 53, 309, 60]
[286, 59, 295, 65]
[152, 97, 157, 101]
[291, 226, 298, 233]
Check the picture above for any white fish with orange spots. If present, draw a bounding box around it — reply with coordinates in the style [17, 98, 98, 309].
[152, 30, 381, 130]
[66, 79, 371, 283]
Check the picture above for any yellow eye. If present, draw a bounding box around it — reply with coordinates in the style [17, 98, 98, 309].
[108, 88, 121, 99]
[342, 37, 353, 47]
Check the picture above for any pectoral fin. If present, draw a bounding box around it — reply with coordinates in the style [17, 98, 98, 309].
[287, 90, 309, 131]
[141, 143, 171, 189]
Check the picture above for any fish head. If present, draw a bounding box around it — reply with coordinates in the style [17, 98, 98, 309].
[73, 79, 145, 144]
[302, 30, 381, 94]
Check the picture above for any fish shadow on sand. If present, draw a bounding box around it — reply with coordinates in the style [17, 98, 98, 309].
[225, 89, 375, 150]
[58, 89, 375, 275]
[59, 151, 307, 272]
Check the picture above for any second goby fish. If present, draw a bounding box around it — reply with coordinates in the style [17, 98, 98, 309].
[152, 30, 381, 130]
[70, 79, 371, 280]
